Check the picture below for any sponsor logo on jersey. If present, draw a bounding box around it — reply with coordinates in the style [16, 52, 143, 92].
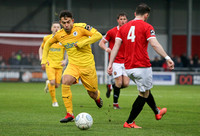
[64, 42, 78, 49]
[49, 48, 61, 52]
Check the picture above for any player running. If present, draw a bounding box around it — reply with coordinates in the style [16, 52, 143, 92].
[41, 10, 103, 123]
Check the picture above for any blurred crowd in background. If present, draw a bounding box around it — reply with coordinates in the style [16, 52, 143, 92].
[0, 50, 200, 70]
[0, 50, 40, 68]
[151, 53, 200, 71]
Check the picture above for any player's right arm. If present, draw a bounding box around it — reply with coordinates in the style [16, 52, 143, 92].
[39, 39, 45, 61]
[41, 37, 57, 69]
[107, 38, 122, 75]
[99, 37, 111, 53]
[38, 46, 43, 61]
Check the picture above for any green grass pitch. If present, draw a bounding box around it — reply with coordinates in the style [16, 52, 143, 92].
[0, 82, 199, 136]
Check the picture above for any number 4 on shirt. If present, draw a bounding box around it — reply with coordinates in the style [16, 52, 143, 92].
[127, 26, 136, 42]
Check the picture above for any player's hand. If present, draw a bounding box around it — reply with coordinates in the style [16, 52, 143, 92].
[105, 48, 111, 53]
[39, 56, 42, 61]
[166, 59, 175, 70]
[107, 64, 113, 76]
[74, 43, 78, 48]
[41, 64, 46, 70]
[61, 60, 67, 66]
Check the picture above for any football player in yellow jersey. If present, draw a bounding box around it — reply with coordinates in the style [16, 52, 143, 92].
[39, 22, 68, 107]
[41, 10, 103, 123]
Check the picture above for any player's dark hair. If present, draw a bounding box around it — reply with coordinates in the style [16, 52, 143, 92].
[135, 3, 151, 15]
[59, 10, 73, 20]
[117, 12, 128, 19]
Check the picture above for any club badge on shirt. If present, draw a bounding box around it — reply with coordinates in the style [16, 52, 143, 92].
[73, 31, 78, 36]
[150, 30, 155, 35]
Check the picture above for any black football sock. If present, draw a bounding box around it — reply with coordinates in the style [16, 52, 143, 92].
[126, 95, 146, 123]
[146, 91, 159, 115]
[112, 84, 120, 103]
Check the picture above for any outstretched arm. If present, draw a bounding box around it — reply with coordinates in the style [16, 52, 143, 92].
[76, 31, 102, 48]
[149, 38, 174, 70]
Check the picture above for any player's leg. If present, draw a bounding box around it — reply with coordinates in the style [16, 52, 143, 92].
[44, 80, 49, 93]
[46, 67, 58, 107]
[113, 76, 122, 109]
[146, 90, 167, 120]
[112, 63, 125, 109]
[126, 91, 148, 124]
[60, 64, 79, 123]
[146, 90, 159, 114]
[80, 65, 103, 108]
[50, 68, 63, 107]
[87, 90, 103, 108]
[55, 68, 62, 88]
[123, 68, 153, 128]
[123, 91, 147, 128]
[48, 79, 59, 107]
[54, 68, 62, 89]
[106, 75, 113, 98]
[121, 75, 129, 86]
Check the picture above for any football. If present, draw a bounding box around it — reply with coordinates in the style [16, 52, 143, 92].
[75, 112, 93, 130]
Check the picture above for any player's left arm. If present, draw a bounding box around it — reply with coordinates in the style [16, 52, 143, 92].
[149, 38, 174, 70]
[75, 26, 103, 48]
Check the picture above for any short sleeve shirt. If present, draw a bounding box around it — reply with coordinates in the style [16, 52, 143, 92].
[116, 19, 156, 69]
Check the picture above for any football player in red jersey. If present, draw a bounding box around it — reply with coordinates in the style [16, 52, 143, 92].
[99, 12, 129, 109]
[108, 3, 174, 128]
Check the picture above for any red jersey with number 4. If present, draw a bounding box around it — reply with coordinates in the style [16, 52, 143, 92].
[104, 26, 124, 63]
[116, 19, 156, 69]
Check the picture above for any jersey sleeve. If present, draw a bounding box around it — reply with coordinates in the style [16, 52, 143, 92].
[74, 23, 87, 28]
[116, 29, 122, 41]
[76, 27, 102, 48]
[104, 30, 112, 42]
[41, 37, 46, 49]
[146, 25, 156, 41]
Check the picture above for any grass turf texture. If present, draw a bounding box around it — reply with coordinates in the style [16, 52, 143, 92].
[0, 82, 199, 136]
